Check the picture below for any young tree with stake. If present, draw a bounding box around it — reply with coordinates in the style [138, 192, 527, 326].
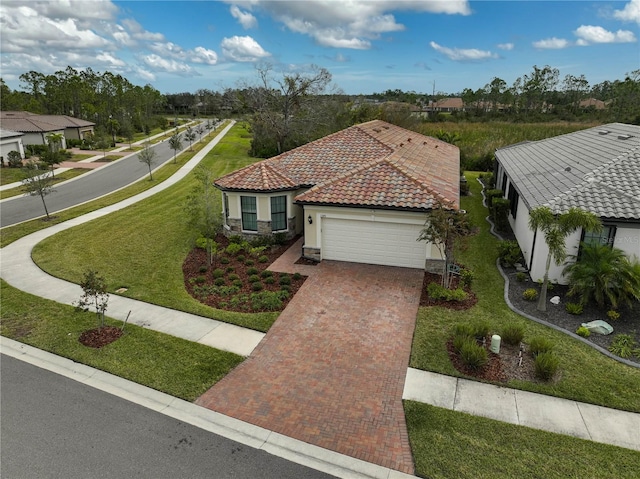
[138, 141, 157, 180]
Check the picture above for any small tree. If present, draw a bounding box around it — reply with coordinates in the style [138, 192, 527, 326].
[418, 200, 471, 288]
[168, 130, 183, 164]
[106, 118, 119, 145]
[528, 206, 601, 312]
[22, 160, 55, 220]
[41, 132, 64, 177]
[184, 126, 196, 151]
[75, 270, 109, 328]
[205, 120, 213, 137]
[138, 141, 157, 180]
[196, 124, 205, 143]
[185, 166, 223, 265]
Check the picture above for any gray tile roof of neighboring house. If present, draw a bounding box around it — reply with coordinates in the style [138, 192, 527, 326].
[0, 111, 95, 132]
[216, 120, 460, 210]
[0, 128, 25, 139]
[496, 122, 640, 220]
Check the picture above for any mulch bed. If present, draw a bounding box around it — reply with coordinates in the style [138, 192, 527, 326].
[79, 326, 123, 348]
[419, 271, 478, 309]
[505, 266, 639, 365]
[182, 234, 307, 313]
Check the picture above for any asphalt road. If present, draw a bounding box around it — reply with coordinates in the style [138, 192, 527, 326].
[0, 136, 187, 228]
[0, 355, 336, 479]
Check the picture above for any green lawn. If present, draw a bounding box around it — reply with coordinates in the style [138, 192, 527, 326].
[31, 123, 277, 332]
[405, 401, 640, 479]
[410, 172, 640, 412]
[69, 153, 94, 161]
[0, 279, 242, 401]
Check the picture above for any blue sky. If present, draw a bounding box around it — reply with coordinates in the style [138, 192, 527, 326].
[1, 1, 639, 95]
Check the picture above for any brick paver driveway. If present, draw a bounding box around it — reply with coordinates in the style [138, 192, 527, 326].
[196, 260, 424, 474]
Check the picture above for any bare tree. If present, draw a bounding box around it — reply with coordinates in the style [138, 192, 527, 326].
[22, 160, 56, 220]
[184, 126, 196, 151]
[138, 141, 157, 180]
[75, 269, 109, 328]
[168, 130, 182, 164]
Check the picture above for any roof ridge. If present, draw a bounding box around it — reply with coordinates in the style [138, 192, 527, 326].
[584, 144, 640, 183]
[303, 156, 387, 193]
[383, 159, 452, 206]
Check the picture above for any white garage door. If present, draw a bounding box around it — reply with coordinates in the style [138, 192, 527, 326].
[322, 218, 425, 269]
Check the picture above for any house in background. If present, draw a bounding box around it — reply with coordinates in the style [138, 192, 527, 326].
[215, 120, 460, 270]
[0, 111, 95, 146]
[495, 123, 640, 284]
[0, 128, 26, 165]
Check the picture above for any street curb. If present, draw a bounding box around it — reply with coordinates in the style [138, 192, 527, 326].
[1, 337, 416, 479]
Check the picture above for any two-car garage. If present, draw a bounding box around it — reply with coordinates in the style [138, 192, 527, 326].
[321, 217, 427, 269]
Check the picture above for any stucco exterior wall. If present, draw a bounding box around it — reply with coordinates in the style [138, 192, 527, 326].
[0, 136, 25, 162]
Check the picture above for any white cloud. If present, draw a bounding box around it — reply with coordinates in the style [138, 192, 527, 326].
[574, 25, 636, 45]
[532, 37, 570, 49]
[192, 46, 218, 65]
[497, 43, 514, 51]
[134, 66, 156, 82]
[221, 35, 271, 62]
[230, 1, 470, 49]
[96, 52, 126, 67]
[142, 54, 195, 75]
[429, 41, 498, 61]
[230, 5, 257, 29]
[613, 0, 640, 25]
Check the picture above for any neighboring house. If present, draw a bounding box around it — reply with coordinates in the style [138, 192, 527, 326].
[0, 111, 95, 146]
[215, 120, 460, 270]
[495, 123, 640, 284]
[0, 128, 26, 165]
[578, 98, 607, 110]
[428, 98, 464, 113]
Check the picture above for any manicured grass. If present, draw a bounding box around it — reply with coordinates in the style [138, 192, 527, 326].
[69, 153, 94, 161]
[0, 123, 227, 248]
[0, 279, 243, 401]
[31, 123, 278, 332]
[405, 401, 640, 479]
[1, 167, 28, 185]
[410, 172, 640, 412]
[0, 168, 90, 200]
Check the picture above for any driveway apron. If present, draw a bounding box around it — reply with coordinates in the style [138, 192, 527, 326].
[196, 261, 424, 474]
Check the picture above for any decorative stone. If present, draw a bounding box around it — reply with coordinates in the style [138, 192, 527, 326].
[581, 320, 614, 335]
[550, 296, 560, 305]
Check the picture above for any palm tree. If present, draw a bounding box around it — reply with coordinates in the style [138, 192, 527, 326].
[564, 243, 640, 309]
[168, 131, 182, 164]
[528, 206, 601, 311]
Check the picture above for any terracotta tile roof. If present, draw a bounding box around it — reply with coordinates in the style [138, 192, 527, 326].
[215, 120, 460, 210]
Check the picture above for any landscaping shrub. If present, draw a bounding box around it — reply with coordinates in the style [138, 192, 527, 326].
[258, 255, 269, 263]
[516, 272, 526, 282]
[528, 336, 555, 357]
[7, 151, 22, 168]
[522, 288, 538, 301]
[279, 275, 291, 286]
[501, 324, 525, 346]
[260, 270, 273, 278]
[460, 269, 474, 288]
[228, 235, 244, 244]
[280, 284, 291, 292]
[194, 276, 206, 284]
[576, 326, 591, 338]
[471, 321, 490, 340]
[565, 303, 583, 315]
[251, 282, 264, 291]
[214, 278, 226, 286]
[427, 283, 468, 302]
[232, 279, 243, 288]
[453, 334, 472, 354]
[608, 334, 637, 359]
[220, 257, 230, 265]
[485, 189, 503, 208]
[452, 322, 475, 339]
[250, 291, 283, 311]
[459, 338, 488, 370]
[228, 273, 239, 281]
[248, 274, 261, 283]
[195, 237, 208, 250]
[264, 277, 275, 284]
[607, 310, 620, 321]
[226, 266, 234, 273]
[273, 232, 288, 245]
[245, 259, 255, 266]
[198, 265, 208, 273]
[534, 352, 559, 381]
[212, 268, 225, 278]
[292, 272, 302, 281]
[236, 254, 245, 262]
[225, 243, 243, 255]
[492, 198, 510, 231]
[247, 267, 259, 275]
[497, 240, 522, 267]
[249, 246, 267, 257]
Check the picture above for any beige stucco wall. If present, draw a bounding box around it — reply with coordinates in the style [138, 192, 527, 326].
[222, 190, 302, 235]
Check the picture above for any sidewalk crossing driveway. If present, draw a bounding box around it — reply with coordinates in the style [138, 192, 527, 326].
[196, 261, 424, 475]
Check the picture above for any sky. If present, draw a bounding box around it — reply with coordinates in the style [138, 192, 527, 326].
[1, 0, 639, 96]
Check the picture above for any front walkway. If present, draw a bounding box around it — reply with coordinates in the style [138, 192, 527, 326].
[196, 259, 424, 475]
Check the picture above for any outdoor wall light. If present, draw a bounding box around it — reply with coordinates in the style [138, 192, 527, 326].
[308, 215, 313, 224]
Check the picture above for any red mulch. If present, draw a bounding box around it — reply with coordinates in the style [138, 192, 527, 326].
[182, 234, 307, 313]
[79, 326, 123, 348]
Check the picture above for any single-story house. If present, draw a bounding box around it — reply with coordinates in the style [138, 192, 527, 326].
[0, 128, 26, 165]
[0, 111, 95, 146]
[215, 120, 460, 270]
[495, 123, 640, 284]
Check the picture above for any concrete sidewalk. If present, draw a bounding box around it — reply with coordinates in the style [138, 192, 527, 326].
[403, 368, 640, 452]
